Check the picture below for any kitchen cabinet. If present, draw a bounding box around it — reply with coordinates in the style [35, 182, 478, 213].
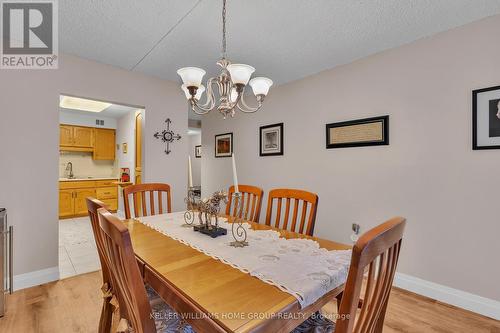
[59, 125, 73, 146]
[59, 125, 116, 160]
[59, 179, 118, 218]
[73, 126, 93, 147]
[59, 125, 94, 151]
[74, 188, 97, 215]
[59, 189, 75, 218]
[93, 128, 116, 160]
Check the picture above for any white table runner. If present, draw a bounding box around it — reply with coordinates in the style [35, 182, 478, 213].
[137, 212, 351, 308]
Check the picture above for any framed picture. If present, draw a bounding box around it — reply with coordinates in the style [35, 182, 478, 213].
[195, 145, 201, 158]
[215, 133, 233, 158]
[326, 116, 389, 149]
[260, 123, 284, 156]
[473, 85, 500, 150]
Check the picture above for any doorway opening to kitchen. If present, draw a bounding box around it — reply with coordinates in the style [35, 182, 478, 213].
[58, 94, 145, 279]
[188, 118, 202, 198]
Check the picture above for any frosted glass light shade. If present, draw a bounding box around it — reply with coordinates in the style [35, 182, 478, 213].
[227, 64, 255, 85]
[249, 77, 273, 96]
[177, 67, 206, 87]
[181, 84, 205, 100]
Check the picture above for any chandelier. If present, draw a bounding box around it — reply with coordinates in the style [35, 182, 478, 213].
[177, 0, 273, 119]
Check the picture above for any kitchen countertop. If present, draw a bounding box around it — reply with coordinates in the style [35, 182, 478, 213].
[59, 177, 119, 182]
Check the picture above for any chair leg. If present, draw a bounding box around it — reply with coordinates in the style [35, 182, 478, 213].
[98, 298, 113, 333]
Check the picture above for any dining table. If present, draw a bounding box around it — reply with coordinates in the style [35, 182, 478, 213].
[125, 214, 351, 333]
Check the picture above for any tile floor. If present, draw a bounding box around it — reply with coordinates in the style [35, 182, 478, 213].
[59, 217, 100, 279]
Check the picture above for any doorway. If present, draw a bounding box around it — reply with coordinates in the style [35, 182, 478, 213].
[58, 94, 145, 279]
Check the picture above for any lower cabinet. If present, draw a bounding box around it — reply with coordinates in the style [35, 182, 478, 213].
[59, 190, 75, 218]
[59, 179, 118, 218]
[74, 188, 97, 215]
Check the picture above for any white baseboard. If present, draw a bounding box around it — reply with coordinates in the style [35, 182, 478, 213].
[394, 272, 500, 320]
[13, 266, 60, 291]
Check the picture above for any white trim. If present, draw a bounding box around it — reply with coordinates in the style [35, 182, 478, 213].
[13, 266, 60, 291]
[394, 272, 500, 320]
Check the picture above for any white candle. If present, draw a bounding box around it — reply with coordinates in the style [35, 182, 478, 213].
[188, 155, 193, 188]
[231, 153, 239, 193]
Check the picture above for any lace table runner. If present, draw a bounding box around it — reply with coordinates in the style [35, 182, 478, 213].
[137, 212, 351, 308]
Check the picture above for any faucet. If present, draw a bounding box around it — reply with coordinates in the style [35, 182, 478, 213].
[65, 162, 74, 179]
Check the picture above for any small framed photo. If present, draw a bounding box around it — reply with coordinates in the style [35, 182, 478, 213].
[326, 116, 389, 149]
[260, 123, 284, 156]
[215, 133, 233, 158]
[195, 145, 201, 158]
[473, 85, 500, 150]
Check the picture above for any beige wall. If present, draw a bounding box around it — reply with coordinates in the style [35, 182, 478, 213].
[0, 54, 188, 278]
[202, 15, 500, 301]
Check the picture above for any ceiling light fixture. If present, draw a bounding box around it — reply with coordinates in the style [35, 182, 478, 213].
[177, 0, 273, 119]
[59, 96, 112, 113]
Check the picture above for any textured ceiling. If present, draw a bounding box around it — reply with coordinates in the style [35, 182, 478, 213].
[60, 0, 500, 86]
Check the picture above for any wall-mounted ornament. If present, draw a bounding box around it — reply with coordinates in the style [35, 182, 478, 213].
[154, 118, 181, 154]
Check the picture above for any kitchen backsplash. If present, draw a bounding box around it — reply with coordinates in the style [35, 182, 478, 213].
[59, 151, 117, 178]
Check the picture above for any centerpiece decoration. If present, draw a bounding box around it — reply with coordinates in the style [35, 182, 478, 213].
[183, 153, 249, 245]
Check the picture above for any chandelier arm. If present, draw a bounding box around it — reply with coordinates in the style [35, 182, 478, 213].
[197, 77, 217, 109]
[236, 93, 263, 113]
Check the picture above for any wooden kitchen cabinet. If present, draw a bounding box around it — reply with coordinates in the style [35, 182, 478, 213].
[93, 128, 116, 160]
[59, 189, 75, 218]
[59, 124, 94, 152]
[74, 188, 96, 215]
[59, 125, 73, 146]
[59, 124, 116, 160]
[59, 179, 118, 218]
[72, 126, 93, 147]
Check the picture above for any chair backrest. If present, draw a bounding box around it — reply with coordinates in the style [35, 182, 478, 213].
[86, 198, 112, 286]
[226, 185, 264, 222]
[97, 208, 156, 333]
[336, 217, 406, 333]
[123, 183, 172, 219]
[265, 188, 319, 236]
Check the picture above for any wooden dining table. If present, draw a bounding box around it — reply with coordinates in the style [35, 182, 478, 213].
[125, 215, 351, 333]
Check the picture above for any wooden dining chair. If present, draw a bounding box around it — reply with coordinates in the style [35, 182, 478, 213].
[86, 198, 113, 333]
[123, 183, 172, 219]
[97, 208, 193, 333]
[265, 188, 319, 236]
[225, 185, 264, 222]
[293, 217, 406, 333]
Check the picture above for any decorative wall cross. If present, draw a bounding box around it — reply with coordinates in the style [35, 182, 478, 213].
[153, 118, 181, 154]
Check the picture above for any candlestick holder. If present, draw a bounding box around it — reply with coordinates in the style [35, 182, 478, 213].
[229, 192, 249, 247]
[183, 187, 198, 227]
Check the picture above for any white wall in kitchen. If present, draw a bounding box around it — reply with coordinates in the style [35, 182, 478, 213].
[59, 109, 117, 129]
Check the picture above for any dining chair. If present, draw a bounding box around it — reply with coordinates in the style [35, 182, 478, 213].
[293, 217, 406, 333]
[86, 198, 114, 333]
[123, 183, 172, 219]
[226, 184, 264, 222]
[265, 188, 319, 236]
[97, 208, 194, 333]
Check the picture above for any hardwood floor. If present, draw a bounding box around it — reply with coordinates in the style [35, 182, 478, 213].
[0, 271, 499, 333]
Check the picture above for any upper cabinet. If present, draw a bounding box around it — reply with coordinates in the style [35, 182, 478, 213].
[59, 125, 74, 146]
[59, 125, 93, 152]
[73, 126, 93, 147]
[93, 128, 116, 160]
[60, 124, 115, 160]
